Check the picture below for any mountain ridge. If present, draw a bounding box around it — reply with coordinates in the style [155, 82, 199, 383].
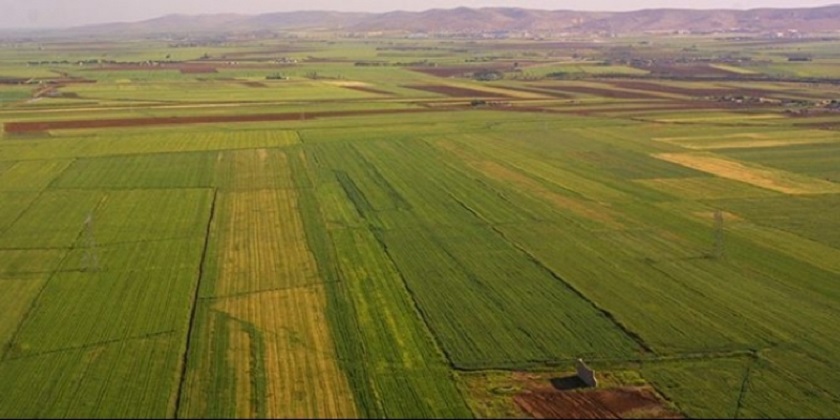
[12, 5, 840, 37]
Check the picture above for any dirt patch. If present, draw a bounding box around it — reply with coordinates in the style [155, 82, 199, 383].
[92, 64, 174, 71]
[342, 85, 393, 95]
[0, 77, 30, 85]
[4, 108, 445, 133]
[404, 84, 512, 98]
[180, 66, 217, 74]
[536, 84, 666, 100]
[653, 132, 837, 150]
[238, 81, 268, 88]
[515, 386, 681, 419]
[603, 80, 776, 98]
[500, 85, 574, 99]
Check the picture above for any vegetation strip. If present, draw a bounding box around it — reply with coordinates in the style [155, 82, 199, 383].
[173, 189, 218, 419]
[450, 195, 654, 356]
[3, 108, 451, 132]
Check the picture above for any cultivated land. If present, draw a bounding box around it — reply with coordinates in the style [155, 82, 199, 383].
[0, 29, 839, 419]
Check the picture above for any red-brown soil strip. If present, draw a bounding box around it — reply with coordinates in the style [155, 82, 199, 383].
[603, 80, 776, 98]
[239, 81, 268, 88]
[4, 108, 445, 133]
[515, 387, 682, 419]
[404, 84, 513, 98]
[500, 85, 574, 98]
[537, 84, 666, 100]
[179, 66, 217, 74]
[342, 85, 394, 95]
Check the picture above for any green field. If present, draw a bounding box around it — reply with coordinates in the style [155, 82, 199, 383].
[1, 32, 840, 419]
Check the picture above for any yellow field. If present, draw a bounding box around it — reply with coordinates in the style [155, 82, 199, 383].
[636, 177, 779, 200]
[709, 64, 760, 75]
[215, 188, 320, 296]
[216, 148, 297, 191]
[436, 139, 626, 228]
[653, 131, 838, 150]
[214, 286, 357, 418]
[657, 200, 840, 275]
[654, 152, 840, 195]
[181, 180, 356, 418]
[653, 114, 784, 123]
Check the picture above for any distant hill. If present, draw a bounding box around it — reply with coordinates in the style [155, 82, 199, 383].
[15, 5, 840, 38]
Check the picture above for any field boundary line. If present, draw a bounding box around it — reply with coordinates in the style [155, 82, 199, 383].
[734, 351, 759, 419]
[4, 147, 300, 164]
[3, 108, 452, 133]
[199, 281, 334, 301]
[173, 188, 217, 419]
[0, 190, 46, 237]
[44, 158, 76, 190]
[0, 193, 108, 361]
[449, 194, 654, 355]
[2, 330, 176, 362]
[450, 348, 762, 373]
[367, 226, 460, 365]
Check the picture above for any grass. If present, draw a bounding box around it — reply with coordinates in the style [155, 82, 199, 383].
[1, 34, 840, 419]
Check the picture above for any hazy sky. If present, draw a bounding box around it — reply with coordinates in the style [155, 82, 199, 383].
[1, 0, 838, 29]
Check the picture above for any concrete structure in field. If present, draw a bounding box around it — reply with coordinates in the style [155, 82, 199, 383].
[576, 358, 598, 388]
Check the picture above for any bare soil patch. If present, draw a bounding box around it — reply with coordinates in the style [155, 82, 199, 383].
[180, 66, 217, 74]
[500, 85, 574, 98]
[604, 80, 775, 98]
[538, 84, 665, 100]
[404, 84, 512, 98]
[342, 85, 394, 95]
[238, 81, 268, 88]
[4, 108, 443, 133]
[515, 386, 681, 419]
[0, 77, 29, 84]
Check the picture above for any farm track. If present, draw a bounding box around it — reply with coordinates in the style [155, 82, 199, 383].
[4, 108, 451, 132]
[733, 353, 759, 419]
[198, 281, 336, 300]
[3, 330, 175, 362]
[173, 189, 217, 419]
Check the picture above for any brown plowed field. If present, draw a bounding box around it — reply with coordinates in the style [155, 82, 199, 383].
[179, 66, 217, 74]
[404, 84, 512, 98]
[500, 85, 573, 98]
[537, 84, 666, 100]
[515, 386, 682, 419]
[604, 80, 775, 98]
[239, 81, 268, 88]
[409, 64, 512, 78]
[342, 85, 394, 95]
[4, 108, 443, 133]
[89, 63, 292, 71]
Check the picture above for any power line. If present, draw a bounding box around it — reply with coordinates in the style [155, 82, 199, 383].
[713, 209, 725, 260]
[82, 212, 101, 272]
